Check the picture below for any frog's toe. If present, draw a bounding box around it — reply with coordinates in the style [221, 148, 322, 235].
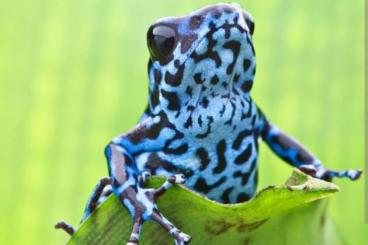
[140, 171, 152, 183]
[174, 231, 191, 245]
[126, 239, 139, 245]
[299, 164, 363, 182]
[348, 169, 362, 180]
[54, 220, 75, 236]
[174, 174, 186, 184]
[333, 169, 362, 180]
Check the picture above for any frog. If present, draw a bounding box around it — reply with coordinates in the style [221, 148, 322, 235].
[55, 3, 362, 245]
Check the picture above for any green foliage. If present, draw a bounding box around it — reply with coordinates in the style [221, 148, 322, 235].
[67, 170, 342, 245]
[0, 0, 364, 244]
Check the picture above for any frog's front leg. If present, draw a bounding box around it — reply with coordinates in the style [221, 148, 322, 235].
[257, 107, 362, 181]
[106, 114, 190, 244]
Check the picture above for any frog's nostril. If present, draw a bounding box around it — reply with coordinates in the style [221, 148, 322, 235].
[147, 25, 177, 63]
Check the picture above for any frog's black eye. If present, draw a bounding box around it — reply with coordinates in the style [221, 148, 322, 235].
[147, 25, 177, 63]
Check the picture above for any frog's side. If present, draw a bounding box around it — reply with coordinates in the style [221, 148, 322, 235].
[55, 3, 361, 245]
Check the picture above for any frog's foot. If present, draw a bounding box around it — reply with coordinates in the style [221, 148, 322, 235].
[151, 209, 191, 245]
[54, 221, 75, 236]
[153, 174, 186, 198]
[107, 144, 190, 244]
[299, 164, 362, 181]
[123, 174, 189, 245]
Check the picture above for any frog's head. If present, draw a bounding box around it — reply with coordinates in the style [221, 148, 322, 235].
[146, 3, 256, 114]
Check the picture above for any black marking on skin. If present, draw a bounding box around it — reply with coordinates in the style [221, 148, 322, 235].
[189, 15, 204, 30]
[150, 68, 161, 108]
[233, 15, 239, 24]
[222, 21, 232, 39]
[221, 82, 228, 89]
[267, 134, 300, 164]
[212, 8, 222, 19]
[233, 159, 257, 185]
[194, 176, 226, 194]
[196, 116, 214, 138]
[208, 21, 216, 30]
[163, 128, 185, 150]
[192, 29, 221, 67]
[146, 153, 193, 177]
[142, 105, 152, 118]
[174, 59, 180, 67]
[221, 187, 234, 203]
[164, 62, 184, 87]
[237, 193, 251, 202]
[154, 69, 162, 84]
[223, 40, 241, 75]
[232, 130, 253, 150]
[196, 147, 210, 171]
[221, 94, 230, 99]
[246, 35, 256, 56]
[184, 116, 192, 128]
[128, 116, 168, 144]
[241, 80, 253, 92]
[254, 133, 259, 152]
[243, 59, 251, 72]
[243, 11, 255, 36]
[198, 115, 203, 127]
[213, 139, 227, 174]
[225, 101, 236, 125]
[187, 105, 195, 111]
[241, 98, 252, 120]
[219, 104, 226, 117]
[211, 75, 219, 85]
[200, 97, 209, 108]
[194, 73, 204, 84]
[181, 34, 198, 53]
[160, 89, 180, 111]
[223, 5, 234, 14]
[185, 86, 193, 97]
[233, 73, 240, 83]
[150, 86, 159, 108]
[232, 87, 240, 95]
[234, 144, 253, 165]
[251, 115, 256, 127]
[163, 143, 189, 155]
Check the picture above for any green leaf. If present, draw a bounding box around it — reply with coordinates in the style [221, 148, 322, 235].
[65, 169, 341, 245]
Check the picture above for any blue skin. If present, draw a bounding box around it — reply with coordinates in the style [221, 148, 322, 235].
[55, 3, 362, 244]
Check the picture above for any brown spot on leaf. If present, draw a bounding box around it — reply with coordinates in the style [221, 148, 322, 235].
[205, 220, 234, 235]
[237, 219, 268, 232]
[320, 213, 325, 226]
[243, 236, 252, 245]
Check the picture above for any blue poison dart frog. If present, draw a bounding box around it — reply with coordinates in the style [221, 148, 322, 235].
[55, 3, 362, 244]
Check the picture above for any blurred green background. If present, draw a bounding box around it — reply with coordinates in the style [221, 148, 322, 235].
[0, 0, 365, 244]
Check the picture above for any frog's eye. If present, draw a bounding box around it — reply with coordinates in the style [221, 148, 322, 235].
[147, 25, 177, 63]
